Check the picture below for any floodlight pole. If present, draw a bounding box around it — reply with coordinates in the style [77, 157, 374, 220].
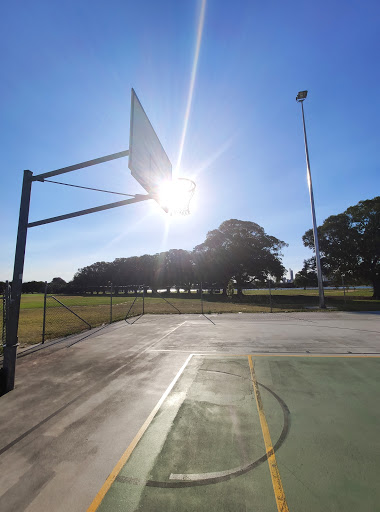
[297, 95, 326, 309]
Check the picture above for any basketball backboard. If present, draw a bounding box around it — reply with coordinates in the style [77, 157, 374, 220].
[128, 89, 172, 200]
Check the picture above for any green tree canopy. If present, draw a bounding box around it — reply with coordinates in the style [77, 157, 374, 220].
[72, 261, 114, 290]
[293, 260, 318, 289]
[194, 219, 287, 295]
[49, 277, 67, 294]
[302, 196, 380, 299]
[69, 220, 286, 296]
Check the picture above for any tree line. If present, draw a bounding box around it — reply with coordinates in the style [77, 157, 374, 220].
[3, 196, 378, 299]
[2, 219, 286, 297]
[63, 219, 287, 297]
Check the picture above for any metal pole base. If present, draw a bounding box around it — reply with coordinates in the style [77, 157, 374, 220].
[2, 343, 18, 393]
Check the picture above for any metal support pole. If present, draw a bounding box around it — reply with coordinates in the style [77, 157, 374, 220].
[42, 281, 48, 343]
[300, 101, 326, 309]
[110, 283, 113, 324]
[200, 282, 204, 315]
[4, 170, 33, 392]
[142, 286, 145, 316]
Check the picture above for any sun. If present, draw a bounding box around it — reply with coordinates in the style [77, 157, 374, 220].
[158, 178, 196, 216]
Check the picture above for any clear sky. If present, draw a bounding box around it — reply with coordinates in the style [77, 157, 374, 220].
[1, 0, 379, 283]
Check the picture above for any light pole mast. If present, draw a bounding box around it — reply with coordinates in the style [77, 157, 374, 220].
[296, 90, 326, 309]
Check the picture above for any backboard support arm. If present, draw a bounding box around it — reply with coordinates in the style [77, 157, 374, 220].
[27, 194, 151, 228]
[32, 150, 129, 181]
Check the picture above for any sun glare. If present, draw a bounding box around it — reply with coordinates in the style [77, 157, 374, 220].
[158, 179, 196, 216]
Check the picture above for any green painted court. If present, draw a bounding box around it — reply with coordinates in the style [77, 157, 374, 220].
[1, 312, 379, 512]
[90, 353, 380, 512]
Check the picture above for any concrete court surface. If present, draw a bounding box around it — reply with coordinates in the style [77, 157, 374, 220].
[0, 311, 379, 512]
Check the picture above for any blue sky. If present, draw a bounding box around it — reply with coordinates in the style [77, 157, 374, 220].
[1, 0, 379, 283]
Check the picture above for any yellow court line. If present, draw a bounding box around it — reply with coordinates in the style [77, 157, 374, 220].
[87, 354, 193, 512]
[250, 353, 380, 358]
[248, 355, 290, 512]
[202, 353, 380, 358]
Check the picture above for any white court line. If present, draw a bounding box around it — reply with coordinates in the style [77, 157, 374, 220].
[109, 321, 188, 377]
[87, 353, 194, 511]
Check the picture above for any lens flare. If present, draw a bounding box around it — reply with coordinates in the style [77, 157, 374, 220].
[176, 0, 207, 173]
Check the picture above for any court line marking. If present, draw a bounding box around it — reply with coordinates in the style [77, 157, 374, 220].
[199, 353, 380, 358]
[150, 350, 250, 355]
[108, 321, 188, 377]
[148, 321, 188, 349]
[248, 355, 290, 512]
[150, 351, 380, 358]
[247, 353, 380, 358]
[86, 353, 193, 512]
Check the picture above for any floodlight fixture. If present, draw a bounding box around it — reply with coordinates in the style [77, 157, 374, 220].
[296, 90, 308, 102]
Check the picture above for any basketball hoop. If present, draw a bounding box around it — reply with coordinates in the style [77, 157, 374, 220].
[158, 178, 196, 216]
[172, 178, 196, 216]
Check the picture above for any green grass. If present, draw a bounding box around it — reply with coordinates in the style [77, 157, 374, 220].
[18, 293, 133, 309]
[1, 289, 378, 349]
[244, 287, 373, 297]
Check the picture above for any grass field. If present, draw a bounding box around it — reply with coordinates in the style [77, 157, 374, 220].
[1, 288, 378, 349]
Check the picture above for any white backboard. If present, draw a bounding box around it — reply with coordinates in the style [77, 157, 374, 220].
[128, 89, 172, 197]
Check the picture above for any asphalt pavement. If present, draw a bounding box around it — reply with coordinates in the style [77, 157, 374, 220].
[0, 312, 379, 512]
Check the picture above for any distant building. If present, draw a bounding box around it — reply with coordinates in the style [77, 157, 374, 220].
[289, 269, 294, 282]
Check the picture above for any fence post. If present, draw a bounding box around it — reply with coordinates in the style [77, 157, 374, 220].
[342, 275, 346, 303]
[268, 279, 273, 313]
[143, 286, 145, 315]
[110, 283, 113, 324]
[200, 282, 204, 315]
[42, 281, 48, 343]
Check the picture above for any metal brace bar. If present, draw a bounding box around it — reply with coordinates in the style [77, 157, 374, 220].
[152, 290, 181, 313]
[125, 295, 139, 324]
[50, 296, 91, 328]
[27, 194, 151, 228]
[32, 150, 130, 181]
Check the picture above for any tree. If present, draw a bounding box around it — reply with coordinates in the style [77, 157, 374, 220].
[22, 281, 46, 293]
[194, 219, 287, 296]
[293, 261, 318, 289]
[112, 257, 140, 289]
[163, 250, 194, 293]
[72, 261, 113, 292]
[302, 196, 380, 299]
[226, 279, 235, 298]
[49, 277, 67, 294]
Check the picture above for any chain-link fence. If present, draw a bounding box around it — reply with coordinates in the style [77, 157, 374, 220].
[43, 295, 92, 342]
[39, 286, 204, 342]
[1, 282, 376, 349]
